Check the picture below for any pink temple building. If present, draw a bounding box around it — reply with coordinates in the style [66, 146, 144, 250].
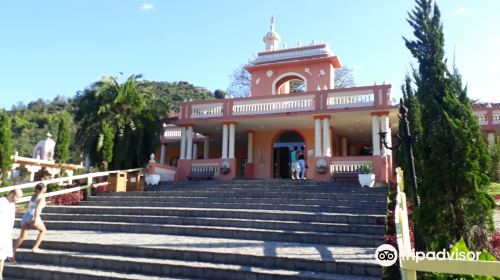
[151, 19, 500, 183]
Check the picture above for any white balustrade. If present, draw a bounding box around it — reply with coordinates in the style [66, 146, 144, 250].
[163, 130, 182, 138]
[191, 103, 224, 118]
[191, 163, 220, 177]
[330, 161, 372, 173]
[327, 92, 374, 109]
[232, 95, 315, 115]
[154, 166, 176, 181]
[474, 111, 488, 125]
[493, 111, 500, 124]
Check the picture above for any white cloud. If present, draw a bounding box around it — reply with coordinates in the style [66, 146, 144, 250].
[140, 3, 155, 11]
[453, 7, 467, 15]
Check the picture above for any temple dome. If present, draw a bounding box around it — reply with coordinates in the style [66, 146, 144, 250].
[263, 17, 281, 51]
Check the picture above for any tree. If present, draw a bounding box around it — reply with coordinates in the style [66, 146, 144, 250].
[75, 74, 168, 170]
[489, 143, 500, 182]
[214, 89, 227, 99]
[98, 120, 114, 170]
[404, 0, 494, 250]
[334, 67, 355, 88]
[54, 112, 71, 163]
[0, 110, 13, 182]
[227, 65, 251, 97]
[395, 75, 423, 203]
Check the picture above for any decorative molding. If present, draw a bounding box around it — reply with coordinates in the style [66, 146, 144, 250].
[266, 70, 273, 78]
[253, 44, 333, 65]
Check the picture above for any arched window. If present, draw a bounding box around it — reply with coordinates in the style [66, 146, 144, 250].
[272, 72, 308, 95]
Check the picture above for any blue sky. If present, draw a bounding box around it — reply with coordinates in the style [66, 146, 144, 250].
[1, 0, 499, 109]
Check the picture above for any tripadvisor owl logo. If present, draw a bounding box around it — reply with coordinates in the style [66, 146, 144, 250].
[375, 244, 398, 267]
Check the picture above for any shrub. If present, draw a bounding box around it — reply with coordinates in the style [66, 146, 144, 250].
[50, 191, 83, 205]
[490, 232, 500, 260]
[358, 165, 373, 174]
[95, 184, 109, 193]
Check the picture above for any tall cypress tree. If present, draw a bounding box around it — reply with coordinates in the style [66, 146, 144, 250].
[54, 112, 71, 163]
[396, 75, 423, 203]
[404, 0, 494, 250]
[0, 110, 13, 182]
[99, 120, 114, 170]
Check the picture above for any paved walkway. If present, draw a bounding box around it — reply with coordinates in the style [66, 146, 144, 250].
[12, 229, 378, 264]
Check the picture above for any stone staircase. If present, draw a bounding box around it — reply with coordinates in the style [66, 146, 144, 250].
[6, 180, 388, 280]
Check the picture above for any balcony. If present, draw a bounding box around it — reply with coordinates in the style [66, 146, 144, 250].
[177, 85, 392, 121]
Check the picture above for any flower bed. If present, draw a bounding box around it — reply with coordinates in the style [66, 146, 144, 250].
[50, 191, 84, 205]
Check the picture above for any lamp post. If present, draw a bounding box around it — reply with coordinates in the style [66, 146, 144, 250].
[378, 98, 420, 208]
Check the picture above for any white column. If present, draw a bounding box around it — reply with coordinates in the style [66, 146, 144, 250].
[160, 144, 166, 164]
[381, 115, 392, 155]
[180, 126, 187, 160]
[222, 124, 228, 159]
[229, 123, 236, 159]
[488, 132, 495, 147]
[371, 115, 381, 156]
[314, 118, 322, 157]
[247, 131, 254, 163]
[322, 118, 331, 157]
[341, 136, 348, 157]
[186, 126, 193, 160]
[204, 135, 210, 159]
[193, 143, 198, 159]
[26, 165, 42, 182]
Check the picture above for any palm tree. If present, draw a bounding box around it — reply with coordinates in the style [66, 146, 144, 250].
[75, 74, 166, 170]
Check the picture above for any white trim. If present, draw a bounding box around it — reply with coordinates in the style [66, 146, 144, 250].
[271, 72, 308, 95]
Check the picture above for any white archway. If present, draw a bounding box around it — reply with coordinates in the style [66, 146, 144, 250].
[271, 72, 308, 95]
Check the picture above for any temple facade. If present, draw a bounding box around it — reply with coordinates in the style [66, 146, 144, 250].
[151, 20, 499, 183]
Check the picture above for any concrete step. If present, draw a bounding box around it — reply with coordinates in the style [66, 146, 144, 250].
[15, 219, 382, 247]
[80, 201, 386, 214]
[152, 180, 384, 190]
[43, 206, 385, 225]
[40, 213, 386, 235]
[4, 260, 195, 280]
[145, 184, 387, 193]
[89, 195, 387, 206]
[106, 190, 388, 200]
[10, 247, 380, 280]
[15, 239, 382, 277]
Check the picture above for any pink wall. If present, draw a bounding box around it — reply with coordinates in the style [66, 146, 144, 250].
[247, 59, 335, 97]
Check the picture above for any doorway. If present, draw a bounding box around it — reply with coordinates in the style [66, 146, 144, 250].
[273, 131, 305, 178]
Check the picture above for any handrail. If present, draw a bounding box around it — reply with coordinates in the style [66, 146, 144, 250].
[15, 182, 108, 204]
[394, 168, 500, 279]
[0, 168, 142, 194]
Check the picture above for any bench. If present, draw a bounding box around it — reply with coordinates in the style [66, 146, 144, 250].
[187, 170, 215, 181]
[331, 172, 360, 183]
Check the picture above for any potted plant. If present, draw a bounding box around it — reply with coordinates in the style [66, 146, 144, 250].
[358, 165, 375, 188]
[220, 159, 231, 174]
[316, 158, 327, 174]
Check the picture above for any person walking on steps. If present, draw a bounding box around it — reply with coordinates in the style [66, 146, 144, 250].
[290, 146, 299, 179]
[297, 145, 307, 179]
[13, 183, 47, 258]
[0, 188, 23, 279]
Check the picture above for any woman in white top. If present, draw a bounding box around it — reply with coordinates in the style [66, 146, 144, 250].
[13, 183, 47, 256]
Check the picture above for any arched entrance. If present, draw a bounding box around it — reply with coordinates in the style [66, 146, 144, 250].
[273, 131, 305, 178]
